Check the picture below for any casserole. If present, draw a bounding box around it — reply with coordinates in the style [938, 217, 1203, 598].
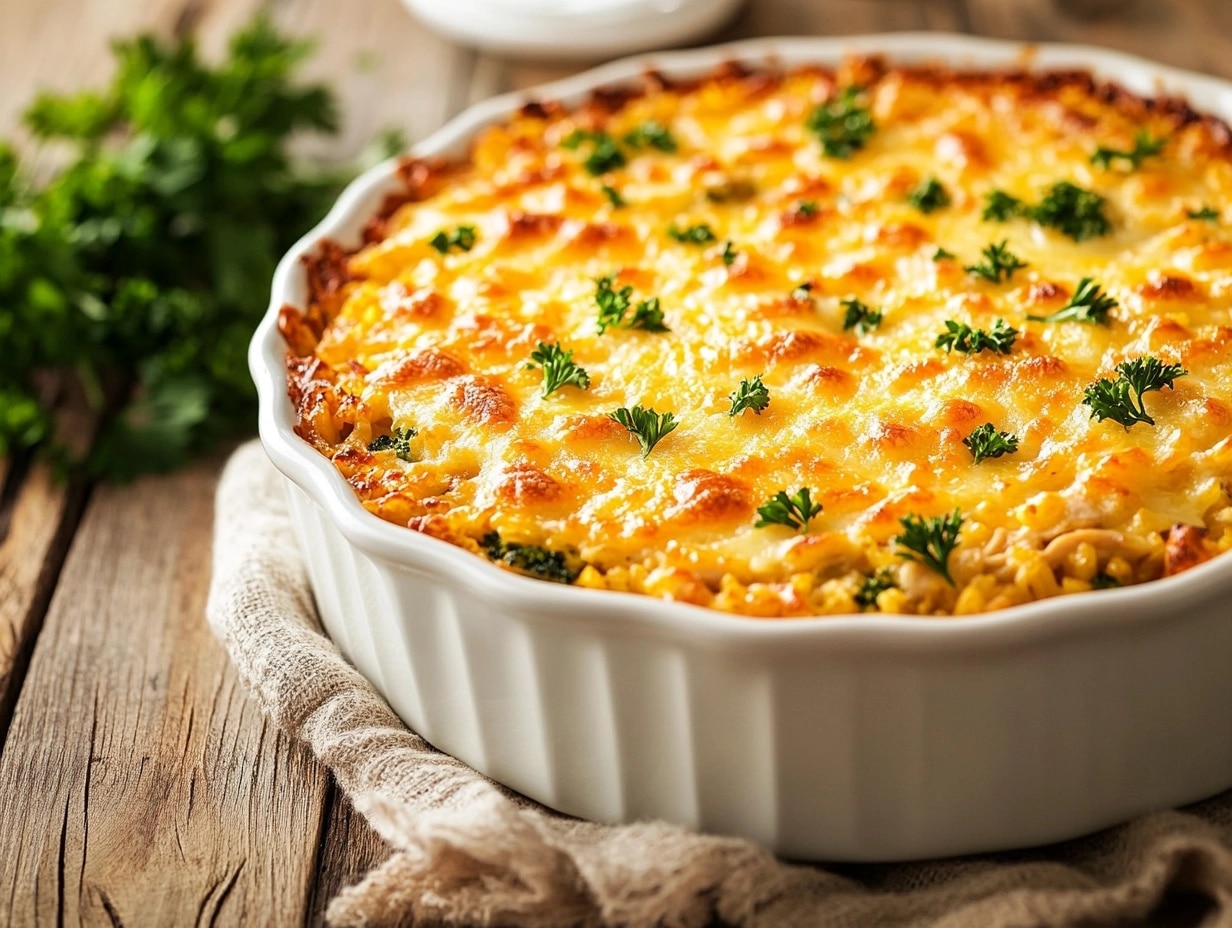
[252, 34, 1232, 860]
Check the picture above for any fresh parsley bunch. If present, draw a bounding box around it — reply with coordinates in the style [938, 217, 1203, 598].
[0, 18, 373, 479]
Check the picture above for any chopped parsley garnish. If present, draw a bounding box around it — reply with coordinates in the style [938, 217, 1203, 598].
[608, 404, 679, 458]
[1188, 205, 1220, 221]
[481, 532, 578, 584]
[1091, 131, 1166, 171]
[791, 281, 815, 301]
[728, 375, 770, 417]
[668, 223, 718, 245]
[755, 487, 823, 534]
[935, 318, 1017, 355]
[841, 298, 883, 334]
[368, 426, 417, 462]
[600, 183, 626, 208]
[720, 240, 739, 266]
[1028, 277, 1117, 325]
[628, 296, 669, 331]
[933, 246, 956, 261]
[794, 199, 820, 218]
[561, 129, 627, 176]
[594, 274, 633, 333]
[624, 120, 677, 153]
[1090, 573, 1121, 590]
[1029, 181, 1113, 241]
[962, 423, 1020, 464]
[428, 225, 477, 254]
[894, 509, 964, 585]
[964, 240, 1027, 283]
[806, 85, 875, 159]
[593, 274, 669, 333]
[982, 190, 1024, 222]
[526, 342, 591, 397]
[0, 16, 368, 478]
[908, 176, 951, 214]
[854, 568, 897, 609]
[982, 182, 1112, 241]
[1082, 357, 1187, 429]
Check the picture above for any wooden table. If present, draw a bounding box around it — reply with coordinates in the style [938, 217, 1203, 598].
[1, 0, 1229, 924]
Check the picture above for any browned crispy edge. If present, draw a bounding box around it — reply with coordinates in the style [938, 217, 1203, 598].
[278, 56, 1232, 356]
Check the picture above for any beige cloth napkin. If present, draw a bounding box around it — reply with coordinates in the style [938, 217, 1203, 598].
[207, 440, 1232, 927]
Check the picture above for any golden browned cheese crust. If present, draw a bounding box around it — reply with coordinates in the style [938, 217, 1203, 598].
[283, 59, 1232, 617]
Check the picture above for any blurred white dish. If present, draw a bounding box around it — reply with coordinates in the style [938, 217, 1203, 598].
[401, 0, 743, 60]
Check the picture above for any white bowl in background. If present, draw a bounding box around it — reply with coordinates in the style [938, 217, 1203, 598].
[401, 0, 744, 61]
[252, 34, 1232, 861]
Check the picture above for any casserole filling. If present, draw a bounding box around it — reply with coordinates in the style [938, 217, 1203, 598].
[282, 58, 1232, 617]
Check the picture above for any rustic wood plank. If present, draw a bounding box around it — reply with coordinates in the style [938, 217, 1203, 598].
[0, 457, 330, 927]
[307, 782, 393, 927]
[0, 461, 89, 747]
[0, 378, 97, 748]
[963, 0, 1232, 80]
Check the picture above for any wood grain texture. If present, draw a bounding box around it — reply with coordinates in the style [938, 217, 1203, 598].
[307, 781, 393, 927]
[0, 458, 329, 927]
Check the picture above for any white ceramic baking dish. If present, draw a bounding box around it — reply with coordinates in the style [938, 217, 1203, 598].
[251, 33, 1232, 861]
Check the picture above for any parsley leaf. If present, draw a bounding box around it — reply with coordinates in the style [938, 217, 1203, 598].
[600, 183, 626, 208]
[791, 281, 815, 302]
[628, 296, 669, 332]
[668, 223, 717, 245]
[429, 225, 476, 254]
[1188, 205, 1219, 221]
[932, 246, 956, 261]
[935, 318, 1017, 355]
[1028, 181, 1112, 241]
[728, 375, 770, 417]
[755, 487, 823, 533]
[594, 274, 633, 333]
[608, 404, 679, 458]
[1082, 357, 1187, 428]
[908, 176, 950, 214]
[964, 240, 1027, 283]
[1028, 277, 1117, 324]
[624, 120, 677, 153]
[982, 190, 1024, 222]
[790, 199, 820, 219]
[983, 182, 1112, 241]
[561, 129, 626, 176]
[962, 422, 1019, 464]
[368, 426, 417, 462]
[806, 86, 875, 158]
[0, 16, 356, 479]
[481, 532, 578, 584]
[526, 342, 590, 397]
[854, 568, 897, 609]
[1091, 131, 1166, 171]
[841, 298, 883, 334]
[593, 275, 669, 333]
[720, 240, 739, 266]
[894, 509, 964, 585]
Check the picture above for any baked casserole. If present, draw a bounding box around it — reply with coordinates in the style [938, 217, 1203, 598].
[280, 57, 1232, 618]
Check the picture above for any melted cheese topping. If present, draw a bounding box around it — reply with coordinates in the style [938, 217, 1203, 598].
[286, 61, 1232, 617]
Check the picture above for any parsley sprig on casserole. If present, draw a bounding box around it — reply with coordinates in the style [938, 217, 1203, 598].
[280, 58, 1232, 618]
